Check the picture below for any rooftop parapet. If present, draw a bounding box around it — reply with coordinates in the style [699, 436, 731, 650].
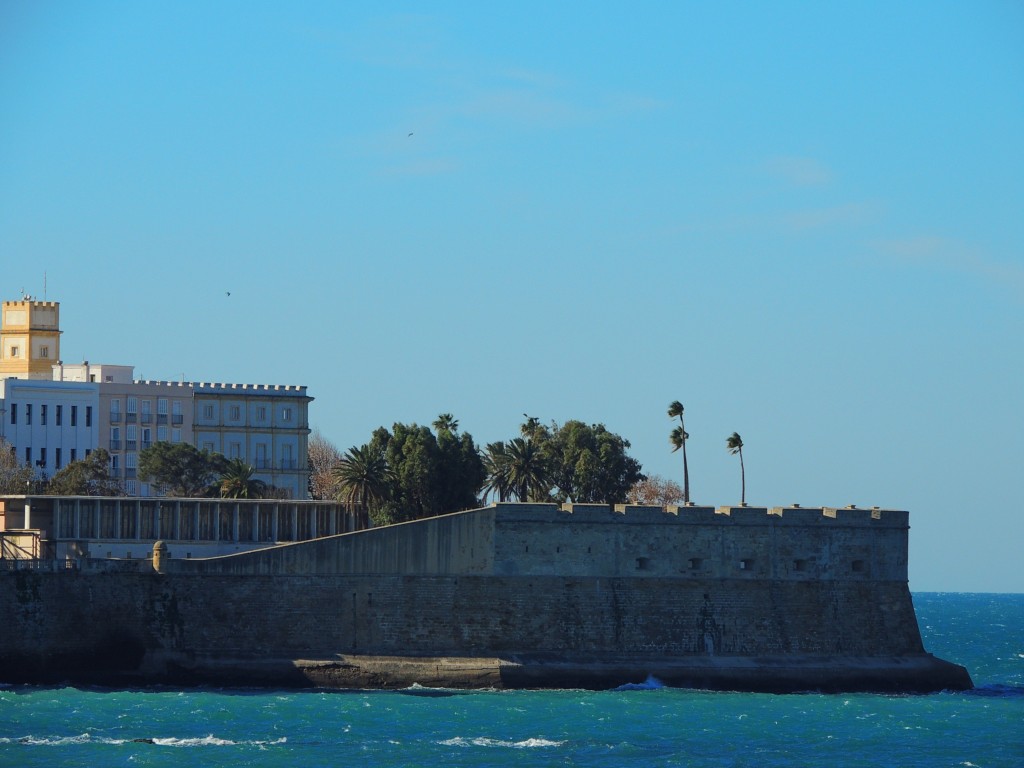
[192, 382, 308, 394]
[491, 502, 907, 526]
[133, 380, 194, 388]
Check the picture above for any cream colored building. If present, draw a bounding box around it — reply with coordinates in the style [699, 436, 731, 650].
[1, 297, 62, 380]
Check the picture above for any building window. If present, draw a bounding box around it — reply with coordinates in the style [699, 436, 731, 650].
[70, 449, 77, 462]
[230, 405, 241, 420]
[793, 559, 808, 572]
[38, 448, 46, 468]
[142, 428, 152, 448]
[9, 404, 15, 424]
[157, 426, 168, 441]
[10, 346, 18, 358]
[739, 558, 754, 571]
[257, 406, 266, 420]
[71, 405, 77, 427]
[56, 405, 62, 426]
[126, 480, 137, 496]
[126, 397, 137, 414]
[86, 406, 92, 427]
[172, 428, 181, 443]
[26, 404, 32, 425]
[636, 557, 651, 571]
[41, 404, 47, 425]
[157, 398, 168, 415]
[281, 407, 292, 421]
[229, 441, 241, 458]
[688, 557, 703, 571]
[39, 346, 49, 358]
[203, 442, 215, 452]
[25, 447, 30, 464]
[852, 560, 866, 573]
[56, 448, 62, 469]
[110, 454, 120, 472]
[126, 452, 137, 469]
[203, 404, 214, 419]
[110, 426, 120, 449]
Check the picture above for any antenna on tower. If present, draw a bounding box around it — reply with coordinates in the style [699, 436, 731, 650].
[44, 271, 47, 300]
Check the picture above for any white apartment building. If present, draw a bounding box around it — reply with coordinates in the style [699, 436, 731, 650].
[0, 378, 99, 480]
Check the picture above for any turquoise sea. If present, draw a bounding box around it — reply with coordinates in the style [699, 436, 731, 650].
[1, 592, 1021, 768]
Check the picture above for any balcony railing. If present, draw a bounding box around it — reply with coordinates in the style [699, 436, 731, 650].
[109, 440, 122, 450]
[172, 414, 183, 425]
[141, 413, 152, 424]
[110, 413, 121, 423]
[126, 440, 137, 450]
[157, 414, 168, 424]
[125, 413, 136, 423]
[141, 440, 152, 450]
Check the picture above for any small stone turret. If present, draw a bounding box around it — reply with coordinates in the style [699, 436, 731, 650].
[152, 540, 168, 573]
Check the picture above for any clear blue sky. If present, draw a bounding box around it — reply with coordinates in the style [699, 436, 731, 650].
[2, 2, 1021, 592]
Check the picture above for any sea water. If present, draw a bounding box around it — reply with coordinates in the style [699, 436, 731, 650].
[1, 593, 1021, 768]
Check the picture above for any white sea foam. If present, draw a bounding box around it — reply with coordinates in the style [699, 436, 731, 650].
[439, 736, 565, 748]
[152, 736, 237, 747]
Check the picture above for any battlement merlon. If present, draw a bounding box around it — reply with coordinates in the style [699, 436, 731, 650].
[192, 382, 310, 396]
[489, 502, 908, 527]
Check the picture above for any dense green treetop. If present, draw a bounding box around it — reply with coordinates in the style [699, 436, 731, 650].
[0, 438, 34, 494]
[139, 442, 228, 497]
[45, 449, 123, 496]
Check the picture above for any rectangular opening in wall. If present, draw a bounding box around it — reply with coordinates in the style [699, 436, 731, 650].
[636, 557, 651, 571]
[793, 559, 808, 572]
[852, 559, 865, 573]
[688, 557, 703, 571]
[739, 558, 754, 571]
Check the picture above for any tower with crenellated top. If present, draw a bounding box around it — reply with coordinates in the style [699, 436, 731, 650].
[0, 296, 62, 380]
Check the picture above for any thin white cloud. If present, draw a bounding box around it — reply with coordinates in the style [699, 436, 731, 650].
[782, 202, 875, 232]
[765, 156, 834, 187]
[872, 235, 1024, 297]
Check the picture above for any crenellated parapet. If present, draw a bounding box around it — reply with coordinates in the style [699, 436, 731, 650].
[490, 502, 909, 581]
[490, 502, 907, 527]
[193, 382, 308, 393]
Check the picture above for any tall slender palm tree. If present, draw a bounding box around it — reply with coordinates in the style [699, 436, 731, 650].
[505, 437, 549, 502]
[432, 413, 459, 435]
[482, 441, 512, 503]
[726, 432, 745, 505]
[219, 458, 267, 499]
[667, 401, 690, 504]
[333, 443, 392, 529]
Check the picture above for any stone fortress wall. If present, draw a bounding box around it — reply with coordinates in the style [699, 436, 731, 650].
[0, 503, 971, 692]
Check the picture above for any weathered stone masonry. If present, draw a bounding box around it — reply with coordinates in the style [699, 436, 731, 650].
[0, 503, 972, 692]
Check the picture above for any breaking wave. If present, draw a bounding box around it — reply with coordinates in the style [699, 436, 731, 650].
[439, 736, 565, 748]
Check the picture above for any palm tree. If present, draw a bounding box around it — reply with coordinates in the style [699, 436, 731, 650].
[505, 437, 549, 502]
[219, 458, 267, 499]
[333, 443, 392, 529]
[432, 413, 459, 435]
[667, 401, 690, 504]
[726, 432, 745, 505]
[482, 441, 512, 502]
